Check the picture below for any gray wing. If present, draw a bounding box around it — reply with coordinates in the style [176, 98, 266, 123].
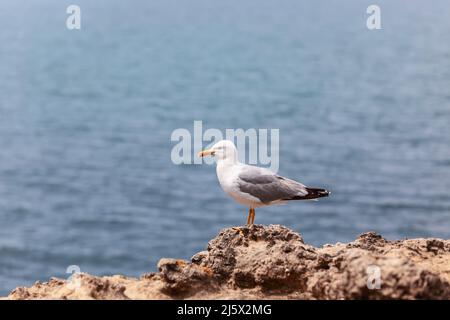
[237, 166, 308, 204]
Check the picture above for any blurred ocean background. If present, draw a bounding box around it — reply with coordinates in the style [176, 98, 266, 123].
[0, 0, 449, 295]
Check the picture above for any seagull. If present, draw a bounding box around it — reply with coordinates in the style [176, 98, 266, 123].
[198, 140, 330, 225]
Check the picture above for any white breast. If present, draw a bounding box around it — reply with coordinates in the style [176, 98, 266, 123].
[216, 161, 239, 194]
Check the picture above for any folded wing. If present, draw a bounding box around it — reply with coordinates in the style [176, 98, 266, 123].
[237, 166, 313, 204]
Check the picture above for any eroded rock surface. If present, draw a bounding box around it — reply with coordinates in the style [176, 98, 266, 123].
[5, 225, 450, 300]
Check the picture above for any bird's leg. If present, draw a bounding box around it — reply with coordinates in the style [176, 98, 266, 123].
[246, 208, 252, 225]
[250, 208, 256, 225]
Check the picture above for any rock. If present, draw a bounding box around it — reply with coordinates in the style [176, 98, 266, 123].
[157, 258, 217, 297]
[4, 225, 450, 300]
[7, 273, 128, 300]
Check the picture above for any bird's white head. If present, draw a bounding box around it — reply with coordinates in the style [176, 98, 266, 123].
[197, 140, 238, 163]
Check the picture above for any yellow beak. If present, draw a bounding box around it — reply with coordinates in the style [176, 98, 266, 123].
[198, 149, 215, 158]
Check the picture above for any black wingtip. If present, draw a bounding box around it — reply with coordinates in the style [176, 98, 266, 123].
[292, 187, 331, 200]
[282, 187, 331, 201]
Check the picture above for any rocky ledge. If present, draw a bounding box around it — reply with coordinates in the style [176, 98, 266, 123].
[5, 225, 450, 300]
